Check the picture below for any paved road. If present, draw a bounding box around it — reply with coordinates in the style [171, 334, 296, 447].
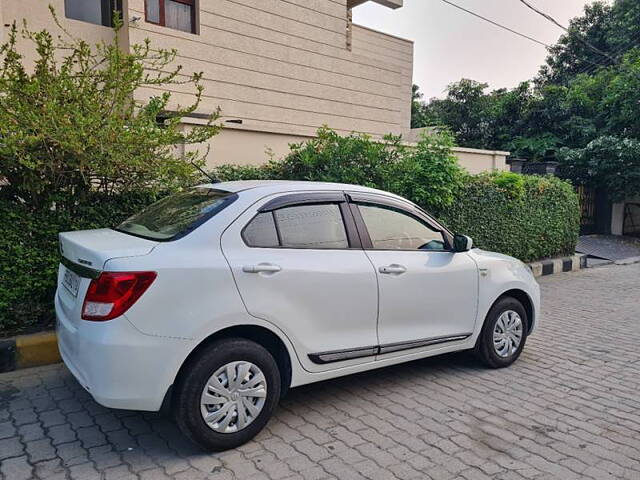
[2, 263, 640, 480]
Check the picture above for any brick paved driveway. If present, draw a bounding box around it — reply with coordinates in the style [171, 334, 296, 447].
[2, 263, 640, 480]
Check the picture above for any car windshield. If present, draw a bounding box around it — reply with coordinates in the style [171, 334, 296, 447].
[116, 187, 236, 241]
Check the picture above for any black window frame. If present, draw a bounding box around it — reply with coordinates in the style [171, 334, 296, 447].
[242, 193, 362, 250]
[346, 192, 454, 252]
[144, 0, 198, 34]
[64, 0, 122, 27]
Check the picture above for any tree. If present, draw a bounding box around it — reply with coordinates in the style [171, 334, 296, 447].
[0, 9, 220, 210]
[537, 0, 640, 86]
[559, 136, 640, 202]
[422, 79, 493, 149]
[411, 84, 429, 129]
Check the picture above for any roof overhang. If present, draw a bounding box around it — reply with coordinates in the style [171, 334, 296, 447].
[347, 0, 403, 9]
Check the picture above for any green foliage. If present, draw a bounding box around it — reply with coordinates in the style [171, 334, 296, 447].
[538, 0, 640, 86]
[213, 127, 465, 213]
[559, 136, 640, 202]
[393, 130, 465, 212]
[490, 172, 526, 199]
[0, 193, 157, 334]
[440, 175, 580, 262]
[411, 84, 430, 129]
[0, 9, 219, 209]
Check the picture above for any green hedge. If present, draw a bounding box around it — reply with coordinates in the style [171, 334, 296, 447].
[0, 193, 157, 335]
[438, 174, 580, 262]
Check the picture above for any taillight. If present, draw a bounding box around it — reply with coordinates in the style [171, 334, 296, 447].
[82, 271, 157, 321]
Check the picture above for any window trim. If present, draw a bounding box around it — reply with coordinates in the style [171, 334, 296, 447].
[64, 0, 122, 27]
[347, 192, 454, 252]
[144, 0, 197, 34]
[241, 195, 362, 250]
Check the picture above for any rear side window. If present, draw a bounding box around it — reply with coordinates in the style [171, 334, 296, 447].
[243, 203, 349, 249]
[117, 188, 236, 241]
[242, 213, 279, 248]
[276, 204, 348, 249]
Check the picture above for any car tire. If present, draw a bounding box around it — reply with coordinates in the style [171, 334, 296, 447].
[173, 338, 281, 451]
[475, 296, 528, 368]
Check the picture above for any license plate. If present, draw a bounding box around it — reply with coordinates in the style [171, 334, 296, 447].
[62, 267, 80, 297]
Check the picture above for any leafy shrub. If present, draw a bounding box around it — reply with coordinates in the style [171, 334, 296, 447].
[490, 171, 526, 199]
[439, 175, 580, 262]
[213, 127, 465, 213]
[0, 11, 218, 210]
[0, 193, 158, 334]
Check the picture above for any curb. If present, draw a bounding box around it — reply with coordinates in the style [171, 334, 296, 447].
[528, 254, 587, 278]
[614, 256, 640, 266]
[0, 331, 60, 373]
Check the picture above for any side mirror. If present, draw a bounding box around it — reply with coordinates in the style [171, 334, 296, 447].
[453, 234, 473, 252]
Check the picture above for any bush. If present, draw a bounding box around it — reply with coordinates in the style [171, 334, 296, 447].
[439, 174, 580, 262]
[213, 127, 465, 213]
[0, 11, 218, 210]
[0, 193, 157, 335]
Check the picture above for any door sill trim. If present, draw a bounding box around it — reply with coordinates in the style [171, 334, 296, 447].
[308, 333, 472, 365]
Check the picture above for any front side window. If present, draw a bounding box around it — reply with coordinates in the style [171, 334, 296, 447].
[243, 203, 349, 249]
[65, 0, 121, 27]
[358, 204, 446, 251]
[116, 188, 235, 241]
[145, 0, 197, 33]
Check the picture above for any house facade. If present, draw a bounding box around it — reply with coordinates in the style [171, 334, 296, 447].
[1, 0, 508, 172]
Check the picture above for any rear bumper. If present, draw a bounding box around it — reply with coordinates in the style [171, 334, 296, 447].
[55, 291, 194, 411]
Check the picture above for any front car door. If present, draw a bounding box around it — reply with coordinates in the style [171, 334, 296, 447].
[348, 193, 479, 358]
[221, 191, 379, 372]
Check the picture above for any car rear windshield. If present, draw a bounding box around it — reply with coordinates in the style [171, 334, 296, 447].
[116, 187, 237, 241]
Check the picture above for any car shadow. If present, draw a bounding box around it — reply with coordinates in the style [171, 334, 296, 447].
[54, 349, 487, 462]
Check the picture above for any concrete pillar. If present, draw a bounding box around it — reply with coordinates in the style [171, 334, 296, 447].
[611, 202, 625, 236]
[508, 158, 525, 173]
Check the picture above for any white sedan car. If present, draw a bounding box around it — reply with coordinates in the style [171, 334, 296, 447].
[56, 180, 540, 451]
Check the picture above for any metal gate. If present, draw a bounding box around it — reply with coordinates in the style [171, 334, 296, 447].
[623, 203, 640, 236]
[576, 185, 597, 235]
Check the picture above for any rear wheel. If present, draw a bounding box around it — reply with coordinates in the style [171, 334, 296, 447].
[173, 338, 281, 451]
[475, 296, 528, 368]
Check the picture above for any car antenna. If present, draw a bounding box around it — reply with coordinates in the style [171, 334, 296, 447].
[191, 161, 221, 184]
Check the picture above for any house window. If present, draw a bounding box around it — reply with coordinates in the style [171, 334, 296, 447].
[145, 0, 197, 34]
[64, 0, 121, 27]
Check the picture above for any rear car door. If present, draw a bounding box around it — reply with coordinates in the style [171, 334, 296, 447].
[348, 193, 479, 358]
[221, 192, 379, 372]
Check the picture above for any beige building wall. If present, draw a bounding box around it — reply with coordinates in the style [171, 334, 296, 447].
[453, 147, 509, 174]
[125, 0, 414, 145]
[1, 0, 116, 66]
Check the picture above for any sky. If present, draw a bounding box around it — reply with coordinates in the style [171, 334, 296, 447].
[353, 0, 600, 100]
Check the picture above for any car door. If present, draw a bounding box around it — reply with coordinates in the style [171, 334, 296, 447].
[348, 193, 479, 358]
[220, 191, 379, 373]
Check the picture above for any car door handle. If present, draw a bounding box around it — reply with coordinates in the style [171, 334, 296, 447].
[379, 264, 407, 275]
[242, 264, 282, 274]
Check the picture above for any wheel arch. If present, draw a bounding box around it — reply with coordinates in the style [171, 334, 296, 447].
[166, 325, 293, 411]
[493, 289, 535, 333]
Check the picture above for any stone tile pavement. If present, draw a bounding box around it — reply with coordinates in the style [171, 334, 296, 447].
[1, 263, 640, 479]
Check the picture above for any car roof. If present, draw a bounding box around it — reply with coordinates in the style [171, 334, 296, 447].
[199, 180, 406, 200]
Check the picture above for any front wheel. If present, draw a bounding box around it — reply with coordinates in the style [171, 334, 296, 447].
[173, 338, 281, 451]
[475, 296, 528, 368]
